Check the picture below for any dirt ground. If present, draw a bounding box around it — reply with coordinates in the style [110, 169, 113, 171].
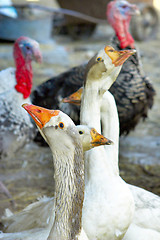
[0, 18, 160, 218]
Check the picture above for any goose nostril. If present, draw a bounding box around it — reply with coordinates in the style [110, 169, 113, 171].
[36, 109, 41, 113]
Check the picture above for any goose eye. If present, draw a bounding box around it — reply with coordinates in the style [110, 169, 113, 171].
[79, 131, 84, 135]
[59, 122, 64, 129]
[96, 57, 102, 62]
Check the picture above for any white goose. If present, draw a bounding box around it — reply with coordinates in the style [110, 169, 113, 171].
[79, 46, 135, 240]
[64, 53, 160, 239]
[100, 91, 160, 240]
[1, 125, 112, 233]
[1, 104, 89, 240]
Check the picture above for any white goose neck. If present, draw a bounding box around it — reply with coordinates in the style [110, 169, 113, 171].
[81, 80, 101, 132]
[84, 146, 116, 186]
[80, 76, 118, 182]
[101, 91, 120, 174]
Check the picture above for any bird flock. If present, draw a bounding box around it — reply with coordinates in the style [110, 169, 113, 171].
[0, 0, 159, 240]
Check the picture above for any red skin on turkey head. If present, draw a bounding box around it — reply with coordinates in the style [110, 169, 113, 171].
[13, 36, 42, 99]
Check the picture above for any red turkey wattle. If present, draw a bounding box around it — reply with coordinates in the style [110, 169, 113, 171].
[114, 18, 135, 49]
[107, 0, 136, 49]
[14, 44, 33, 99]
[13, 36, 42, 99]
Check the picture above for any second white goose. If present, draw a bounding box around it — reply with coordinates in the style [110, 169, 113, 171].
[80, 45, 135, 240]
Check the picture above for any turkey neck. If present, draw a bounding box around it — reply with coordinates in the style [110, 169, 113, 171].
[47, 130, 84, 240]
[13, 42, 33, 99]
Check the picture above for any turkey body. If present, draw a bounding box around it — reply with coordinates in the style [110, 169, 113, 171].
[0, 81, 34, 159]
[109, 37, 155, 134]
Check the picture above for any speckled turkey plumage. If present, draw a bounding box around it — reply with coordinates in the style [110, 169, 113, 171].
[0, 83, 36, 159]
[31, 38, 155, 137]
[110, 36, 155, 134]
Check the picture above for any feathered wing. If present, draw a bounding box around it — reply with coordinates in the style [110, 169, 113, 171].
[1, 197, 55, 233]
[122, 185, 160, 240]
[129, 185, 160, 232]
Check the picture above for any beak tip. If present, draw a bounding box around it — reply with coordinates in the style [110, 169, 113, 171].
[110, 140, 114, 145]
[106, 139, 114, 145]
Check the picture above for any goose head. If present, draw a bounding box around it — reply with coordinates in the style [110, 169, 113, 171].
[84, 45, 136, 91]
[77, 125, 113, 152]
[22, 103, 80, 152]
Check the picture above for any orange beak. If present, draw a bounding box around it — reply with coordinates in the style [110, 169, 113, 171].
[62, 87, 83, 106]
[104, 45, 136, 67]
[90, 128, 113, 147]
[22, 103, 60, 129]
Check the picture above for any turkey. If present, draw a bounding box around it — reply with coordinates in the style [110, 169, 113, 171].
[0, 36, 42, 201]
[0, 36, 42, 159]
[106, 0, 155, 134]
